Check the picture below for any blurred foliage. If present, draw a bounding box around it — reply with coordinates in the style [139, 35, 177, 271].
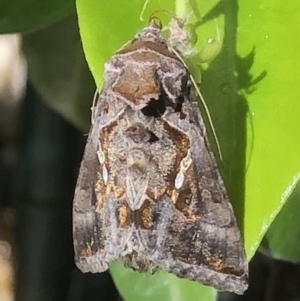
[0, 0, 75, 33]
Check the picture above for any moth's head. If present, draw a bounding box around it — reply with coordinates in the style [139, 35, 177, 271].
[134, 18, 166, 45]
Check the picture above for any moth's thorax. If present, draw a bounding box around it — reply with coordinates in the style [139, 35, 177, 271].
[133, 21, 169, 46]
[103, 22, 187, 110]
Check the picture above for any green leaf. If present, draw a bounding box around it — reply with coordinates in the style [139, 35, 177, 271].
[0, 0, 75, 33]
[236, 0, 300, 255]
[75, 0, 300, 300]
[110, 262, 217, 301]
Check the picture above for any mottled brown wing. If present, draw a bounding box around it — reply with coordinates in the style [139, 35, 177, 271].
[72, 116, 109, 273]
[156, 92, 248, 294]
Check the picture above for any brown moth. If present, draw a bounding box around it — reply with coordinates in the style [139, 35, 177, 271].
[73, 18, 248, 294]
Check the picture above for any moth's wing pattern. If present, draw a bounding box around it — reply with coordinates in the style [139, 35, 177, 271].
[73, 115, 107, 273]
[157, 91, 248, 294]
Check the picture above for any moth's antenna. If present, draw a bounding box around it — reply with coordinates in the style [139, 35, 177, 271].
[190, 74, 223, 161]
[140, 0, 150, 21]
[149, 10, 223, 160]
[149, 9, 182, 24]
[148, 15, 163, 28]
[166, 12, 223, 161]
[91, 75, 104, 125]
[186, 0, 202, 22]
[171, 45, 223, 161]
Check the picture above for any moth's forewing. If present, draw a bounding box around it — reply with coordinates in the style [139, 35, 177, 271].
[156, 88, 248, 294]
[73, 115, 108, 273]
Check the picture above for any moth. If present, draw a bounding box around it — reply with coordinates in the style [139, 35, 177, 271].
[73, 17, 248, 294]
